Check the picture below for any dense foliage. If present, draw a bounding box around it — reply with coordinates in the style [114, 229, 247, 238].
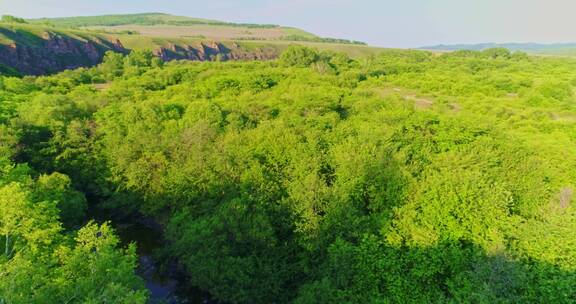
[0, 151, 146, 303]
[1, 46, 576, 303]
[0, 15, 27, 24]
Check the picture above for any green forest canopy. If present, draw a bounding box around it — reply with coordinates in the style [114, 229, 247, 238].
[1, 46, 576, 303]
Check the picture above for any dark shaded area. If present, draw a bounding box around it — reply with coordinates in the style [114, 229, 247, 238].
[91, 206, 223, 304]
[296, 238, 576, 303]
[0, 27, 127, 75]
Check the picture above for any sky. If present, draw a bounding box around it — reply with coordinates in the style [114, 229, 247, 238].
[1, 0, 576, 48]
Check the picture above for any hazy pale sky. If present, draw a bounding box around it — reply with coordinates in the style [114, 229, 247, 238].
[1, 0, 575, 48]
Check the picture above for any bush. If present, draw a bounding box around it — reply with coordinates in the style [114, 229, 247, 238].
[1, 15, 27, 24]
[279, 45, 320, 67]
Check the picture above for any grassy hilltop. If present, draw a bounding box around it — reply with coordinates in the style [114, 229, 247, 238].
[29, 12, 230, 27]
[0, 13, 382, 75]
[28, 13, 365, 45]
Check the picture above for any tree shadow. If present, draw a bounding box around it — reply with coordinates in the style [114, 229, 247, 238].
[297, 238, 576, 303]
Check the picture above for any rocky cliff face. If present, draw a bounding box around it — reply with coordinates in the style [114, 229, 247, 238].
[153, 42, 278, 62]
[0, 29, 279, 75]
[0, 32, 127, 75]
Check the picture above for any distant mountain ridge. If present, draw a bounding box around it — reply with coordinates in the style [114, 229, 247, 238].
[420, 42, 576, 55]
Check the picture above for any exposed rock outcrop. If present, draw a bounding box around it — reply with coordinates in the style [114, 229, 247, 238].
[0, 29, 279, 75]
[0, 31, 127, 75]
[153, 41, 277, 62]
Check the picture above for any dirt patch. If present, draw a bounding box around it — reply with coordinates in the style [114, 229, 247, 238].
[372, 87, 402, 98]
[559, 187, 573, 209]
[93, 83, 111, 91]
[372, 87, 434, 109]
[404, 94, 433, 109]
[549, 112, 576, 122]
[448, 103, 462, 112]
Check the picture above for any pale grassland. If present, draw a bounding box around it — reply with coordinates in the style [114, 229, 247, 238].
[87, 24, 292, 40]
[85, 24, 317, 42]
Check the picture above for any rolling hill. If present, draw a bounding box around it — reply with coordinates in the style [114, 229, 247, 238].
[29, 13, 365, 45]
[0, 13, 376, 75]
